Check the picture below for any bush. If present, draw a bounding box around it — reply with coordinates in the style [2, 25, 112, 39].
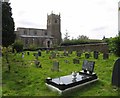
[12, 40, 23, 52]
[106, 37, 120, 57]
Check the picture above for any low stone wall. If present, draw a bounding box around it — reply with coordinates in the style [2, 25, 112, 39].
[57, 43, 109, 53]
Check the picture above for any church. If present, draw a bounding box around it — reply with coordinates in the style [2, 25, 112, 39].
[15, 13, 62, 48]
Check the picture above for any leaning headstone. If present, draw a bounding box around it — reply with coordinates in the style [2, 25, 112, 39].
[103, 53, 109, 59]
[51, 61, 59, 71]
[85, 53, 90, 59]
[73, 58, 80, 64]
[112, 58, 120, 87]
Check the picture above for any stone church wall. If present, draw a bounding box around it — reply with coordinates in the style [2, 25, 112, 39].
[57, 43, 109, 53]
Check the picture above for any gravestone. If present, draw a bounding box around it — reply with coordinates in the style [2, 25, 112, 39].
[51, 61, 59, 71]
[112, 58, 120, 87]
[73, 58, 80, 64]
[34, 60, 42, 68]
[85, 53, 90, 59]
[33, 53, 36, 56]
[68, 50, 72, 54]
[51, 52, 56, 58]
[46, 50, 50, 54]
[77, 52, 81, 57]
[103, 53, 109, 59]
[38, 50, 41, 56]
[22, 52, 24, 58]
[35, 54, 38, 60]
[27, 52, 30, 55]
[93, 51, 99, 59]
[64, 60, 69, 63]
[82, 60, 95, 74]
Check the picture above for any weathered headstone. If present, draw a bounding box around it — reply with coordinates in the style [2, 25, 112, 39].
[51, 61, 59, 71]
[85, 53, 90, 59]
[73, 58, 80, 64]
[94, 51, 99, 59]
[34, 60, 42, 68]
[35, 54, 38, 60]
[112, 58, 120, 87]
[103, 53, 109, 59]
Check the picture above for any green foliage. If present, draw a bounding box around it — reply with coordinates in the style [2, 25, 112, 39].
[2, 2, 16, 47]
[12, 40, 23, 52]
[61, 39, 103, 46]
[28, 44, 38, 50]
[105, 37, 120, 57]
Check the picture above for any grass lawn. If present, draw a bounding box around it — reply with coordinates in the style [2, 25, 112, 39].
[2, 50, 120, 96]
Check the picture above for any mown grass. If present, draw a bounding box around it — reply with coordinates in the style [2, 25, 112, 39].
[2, 50, 120, 96]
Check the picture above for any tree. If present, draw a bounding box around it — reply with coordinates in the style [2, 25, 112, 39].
[64, 30, 70, 41]
[2, 1, 16, 72]
[2, 2, 16, 47]
[77, 35, 89, 40]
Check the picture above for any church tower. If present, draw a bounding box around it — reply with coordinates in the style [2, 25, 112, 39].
[47, 13, 62, 45]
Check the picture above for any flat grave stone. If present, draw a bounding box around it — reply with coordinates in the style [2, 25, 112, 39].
[112, 58, 120, 87]
[46, 60, 98, 94]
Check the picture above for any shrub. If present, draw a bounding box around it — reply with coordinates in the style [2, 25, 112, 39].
[12, 40, 23, 52]
[106, 37, 120, 57]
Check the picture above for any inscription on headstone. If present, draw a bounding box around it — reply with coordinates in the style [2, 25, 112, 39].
[112, 58, 120, 87]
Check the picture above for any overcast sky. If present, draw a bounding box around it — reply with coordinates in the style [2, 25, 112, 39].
[10, 0, 119, 39]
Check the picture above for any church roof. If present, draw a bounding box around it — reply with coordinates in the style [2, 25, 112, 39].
[20, 35, 54, 39]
